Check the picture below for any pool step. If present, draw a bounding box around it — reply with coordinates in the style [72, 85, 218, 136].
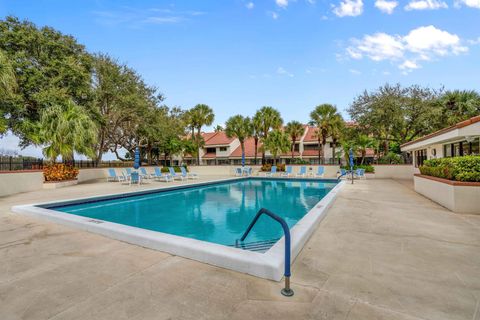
[230, 238, 280, 253]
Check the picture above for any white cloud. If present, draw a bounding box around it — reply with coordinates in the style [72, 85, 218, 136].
[454, 0, 480, 8]
[346, 25, 469, 73]
[349, 69, 361, 75]
[306, 0, 316, 4]
[405, 0, 448, 10]
[276, 0, 289, 8]
[332, 0, 364, 17]
[143, 16, 184, 24]
[269, 11, 279, 19]
[277, 67, 294, 77]
[246, 2, 255, 9]
[403, 25, 468, 57]
[375, 0, 398, 14]
[348, 33, 404, 61]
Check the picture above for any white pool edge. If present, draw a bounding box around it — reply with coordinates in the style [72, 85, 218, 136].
[12, 178, 344, 281]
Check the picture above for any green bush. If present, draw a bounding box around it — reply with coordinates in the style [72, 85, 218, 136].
[342, 164, 375, 173]
[290, 158, 309, 165]
[420, 156, 480, 182]
[160, 166, 185, 173]
[260, 163, 285, 172]
[378, 152, 404, 164]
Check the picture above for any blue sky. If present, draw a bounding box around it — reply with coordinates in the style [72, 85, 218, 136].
[1, 0, 479, 158]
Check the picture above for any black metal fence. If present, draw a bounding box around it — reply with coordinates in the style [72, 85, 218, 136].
[0, 157, 135, 171]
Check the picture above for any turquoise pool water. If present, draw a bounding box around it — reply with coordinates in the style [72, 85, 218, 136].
[50, 178, 337, 247]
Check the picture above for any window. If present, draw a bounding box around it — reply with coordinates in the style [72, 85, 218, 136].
[303, 144, 319, 150]
[219, 147, 227, 152]
[415, 149, 427, 167]
[206, 147, 216, 153]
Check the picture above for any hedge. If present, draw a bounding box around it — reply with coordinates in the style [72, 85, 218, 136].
[419, 156, 480, 182]
[341, 164, 375, 173]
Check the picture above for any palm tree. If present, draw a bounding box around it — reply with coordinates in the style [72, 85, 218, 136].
[214, 124, 224, 132]
[440, 90, 480, 126]
[253, 106, 283, 164]
[355, 134, 374, 165]
[310, 104, 340, 163]
[262, 130, 290, 165]
[225, 115, 253, 167]
[34, 101, 97, 162]
[252, 116, 262, 165]
[329, 115, 345, 164]
[189, 104, 215, 165]
[285, 121, 304, 159]
[0, 50, 17, 134]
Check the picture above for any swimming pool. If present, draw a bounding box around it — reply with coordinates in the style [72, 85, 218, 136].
[13, 177, 344, 280]
[50, 179, 336, 247]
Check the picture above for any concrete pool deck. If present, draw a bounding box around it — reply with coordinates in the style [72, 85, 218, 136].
[1, 177, 479, 319]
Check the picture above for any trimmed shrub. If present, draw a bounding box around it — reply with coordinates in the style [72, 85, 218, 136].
[342, 164, 375, 173]
[420, 156, 480, 182]
[43, 164, 79, 181]
[260, 163, 285, 172]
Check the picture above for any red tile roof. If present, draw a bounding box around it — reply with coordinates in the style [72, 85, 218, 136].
[303, 126, 319, 142]
[202, 152, 217, 159]
[230, 137, 262, 158]
[302, 149, 320, 157]
[204, 131, 236, 146]
[400, 115, 480, 148]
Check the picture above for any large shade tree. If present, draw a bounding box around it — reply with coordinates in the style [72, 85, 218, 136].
[253, 106, 283, 164]
[0, 16, 93, 145]
[0, 50, 17, 134]
[225, 115, 253, 166]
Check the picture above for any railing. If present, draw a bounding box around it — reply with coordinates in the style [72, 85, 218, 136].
[0, 157, 135, 171]
[236, 208, 294, 297]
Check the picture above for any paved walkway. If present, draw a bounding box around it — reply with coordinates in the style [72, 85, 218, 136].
[0, 178, 479, 320]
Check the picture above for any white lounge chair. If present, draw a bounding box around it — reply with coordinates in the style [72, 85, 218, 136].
[281, 166, 293, 177]
[315, 166, 324, 178]
[296, 166, 307, 177]
[169, 167, 185, 181]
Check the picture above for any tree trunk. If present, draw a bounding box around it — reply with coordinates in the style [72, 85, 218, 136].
[332, 139, 337, 165]
[196, 127, 201, 165]
[254, 137, 258, 165]
[291, 137, 296, 159]
[361, 151, 365, 165]
[318, 138, 322, 163]
[241, 143, 245, 167]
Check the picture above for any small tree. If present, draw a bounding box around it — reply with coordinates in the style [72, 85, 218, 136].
[225, 115, 253, 167]
[263, 130, 290, 165]
[34, 101, 97, 162]
[355, 134, 374, 165]
[285, 121, 305, 159]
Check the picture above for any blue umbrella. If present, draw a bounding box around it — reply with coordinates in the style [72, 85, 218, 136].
[133, 147, 140, 169]
[349, 148, 354, 169]
[349, 148, 354, 184]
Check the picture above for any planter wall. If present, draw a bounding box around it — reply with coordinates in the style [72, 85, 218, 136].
[43, 179, 78, 189]
[414, 174, 480, 214]
[0, 171, 44, 197]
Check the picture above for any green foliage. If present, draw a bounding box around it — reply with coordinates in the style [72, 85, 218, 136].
[378, 152, 404, 164]
[262, 130, 290, 165]
[186, 104, 214, 164]
[285, 120, 305, 158]
[291, 158, 309, 164]
[342, 164, 375, 173]
[420, 156, 480, 182]
[310, 104, 342, 161]
[225, 115, 253, 164]
[33, 101, 97, 161]
[253, 106, 283, 163]
[439, 90, 480, 126]
[160, 166, 184, 173]
[260, 163, 285, 172]
[0, 16, 93, 144]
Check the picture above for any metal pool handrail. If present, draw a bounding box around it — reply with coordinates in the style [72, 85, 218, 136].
[237, 208, 294, 297]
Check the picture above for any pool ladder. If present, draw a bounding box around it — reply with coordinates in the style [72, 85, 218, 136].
[235, 208, 294, 297]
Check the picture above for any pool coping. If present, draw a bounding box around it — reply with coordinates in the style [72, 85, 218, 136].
[12, 177, 344, 281]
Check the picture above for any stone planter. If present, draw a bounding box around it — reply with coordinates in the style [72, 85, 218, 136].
[414, 174, 480, 214]
[365, 173, 375, 179]
[43, 179, 78, 189]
